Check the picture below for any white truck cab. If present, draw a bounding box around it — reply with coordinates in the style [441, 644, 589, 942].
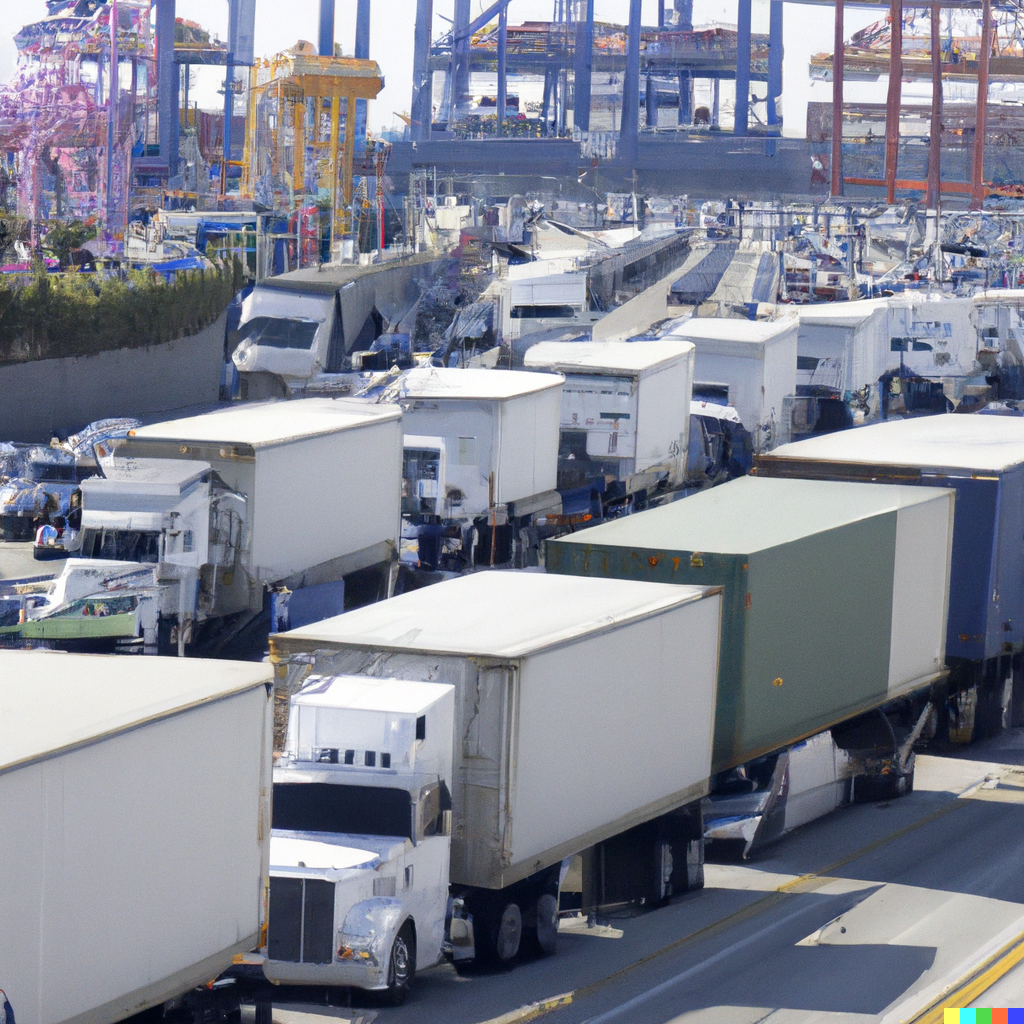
[262, 675, 455, 1002]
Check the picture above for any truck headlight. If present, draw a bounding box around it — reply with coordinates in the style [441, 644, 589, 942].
[336, 898, 404, 965]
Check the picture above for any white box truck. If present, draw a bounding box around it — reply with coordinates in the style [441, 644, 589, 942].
[395, 367, 563, 571]
[523, 339, 694, 498]
[667, 316, 798, 453]
[74, 398, 403, 653]
[0, 649, 273, 1024]
[258, 570, 722, 998]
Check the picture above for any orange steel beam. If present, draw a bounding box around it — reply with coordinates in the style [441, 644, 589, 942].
[884, 0, 903, 203]
[845, 176, 981, 195]
[831, 0, 844, 195]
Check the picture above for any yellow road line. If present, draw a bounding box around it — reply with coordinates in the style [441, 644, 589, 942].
[904, 927, 1024, 1023]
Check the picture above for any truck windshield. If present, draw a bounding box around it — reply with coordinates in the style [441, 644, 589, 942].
[273, 782, 413, 840]
[80, 529, 161, 563]
[238, 316, 319, 350]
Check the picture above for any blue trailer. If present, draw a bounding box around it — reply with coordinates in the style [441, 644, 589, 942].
[756, 414, 1024, 741]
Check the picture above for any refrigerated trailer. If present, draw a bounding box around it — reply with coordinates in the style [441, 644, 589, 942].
[0, 649, 273, 1024]
[757, 414, 1024, 741]
[260, 570, 722, 994]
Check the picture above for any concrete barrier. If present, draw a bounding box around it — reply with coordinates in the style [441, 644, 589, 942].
[0, 312, 227, 442]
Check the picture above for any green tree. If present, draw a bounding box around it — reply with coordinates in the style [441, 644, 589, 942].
[45, 220, 97, 269]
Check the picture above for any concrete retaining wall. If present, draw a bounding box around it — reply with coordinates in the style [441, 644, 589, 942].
[0, 312, 227, 442]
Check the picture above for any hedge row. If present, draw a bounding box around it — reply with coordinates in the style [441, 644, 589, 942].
[0, 258, 245, 365]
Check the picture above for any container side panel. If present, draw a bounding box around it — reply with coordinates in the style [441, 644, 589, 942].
[252, 418, 402, 581]
[888, 494, 954, 691]
[496, 389, 561, 505]
[919, 475, 999, 662]
[693, 351, 764, 451]
[635, 356, 691, 481]
[993, 467, 1024, 654]
[510, 597, 720, 867]
[2, 689, 269, 1024]
[544, 540, 746, 772]
[403, 402, 496, 517]
[743, 515, 896, 758]
[796, 324, 848, 392]
[855, 309, 892, 392]
[762, 331, 798, 448]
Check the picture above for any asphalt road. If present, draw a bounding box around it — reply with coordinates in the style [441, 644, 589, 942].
[281, 737, 1024, 1024]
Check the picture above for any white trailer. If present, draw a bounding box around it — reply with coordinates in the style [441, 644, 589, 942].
[263, 570, 722, 993]
[86, 398, 403, 649]
[0, 649, 273, 1024]
[523, 339, 695, 494]
[667, 317, 798, 453]
[396, 368, 563, 516]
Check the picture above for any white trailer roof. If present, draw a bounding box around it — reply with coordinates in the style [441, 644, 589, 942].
[767, 414, 1024, 473]
[668, 316, 797, 357]
[552, 475, 947, 555]
[294, 674, 452, 715]
[400, 367, 564, 401]
[0, 650, 271, 774]
[131, 398, 400, 447]
[974, 289, 1024, 306]
[275, 570, 712, 659]
[524, 339, 694, 376]
[84, 458, 211, 493]
[796, 298, 889, 326]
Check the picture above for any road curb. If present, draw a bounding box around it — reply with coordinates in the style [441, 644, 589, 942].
[478, 993, 574, 1024]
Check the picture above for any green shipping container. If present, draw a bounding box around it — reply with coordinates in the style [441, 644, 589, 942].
[546, 476, 953, 772]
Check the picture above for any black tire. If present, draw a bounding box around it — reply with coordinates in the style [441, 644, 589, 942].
[476, 900, 522, 966]
[854, 767, 914, 803]
[524, 892, 558, 958]
[254, 1002, 272, 1024]
[385, 921, 416, 1006]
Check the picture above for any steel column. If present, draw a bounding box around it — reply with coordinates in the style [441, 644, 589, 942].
[927, 0, 942, 207]
[675, 0, 693, 32]
[768, 0, 783, 132]
[411, 0, 433, 140]
[831, 0, 844, 194]
[155, 0, 176, 170]
[659, 0, 667, 29]
[497, 5, 507, 136]
[735, 0, 752, 136]
[646, 75, 658, 129]
[106, 0, 118, 225]
[573, 0, 594, 131]
[884, 0, 903, 204]
[318, 0, 335, 57]
[451, 0, 471, 122]
[355, 0, 371, 58]
[972, 0, 991, 207]
[620, 0, 642, 163]
[678, 72, 692, 125]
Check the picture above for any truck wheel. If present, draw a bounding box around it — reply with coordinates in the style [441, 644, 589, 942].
[489, 902, 523, 964]
[254, 1002, 272, 1024]
[385, 922, 416, 1006]
[525, 892, 558, 958]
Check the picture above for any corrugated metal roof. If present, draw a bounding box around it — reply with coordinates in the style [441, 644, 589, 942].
[552, 475, 948, 555]
[274, 570, 712, 659]
[670, 244, 736, 305]
[768, 414, 1024, 473]
[0, 651, 271, 774]
[132, 398, 400, 447]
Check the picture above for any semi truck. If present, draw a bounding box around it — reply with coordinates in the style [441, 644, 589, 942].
[73, 398, 402, 654]
[756, 414, 1024, 742]
[545, 474, 955, 850]
[0, 649, 273, 1024]
[252, 570, 722, 997]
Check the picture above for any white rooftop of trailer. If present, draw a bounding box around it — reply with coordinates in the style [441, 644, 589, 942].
[294, 674, 451, 715]
[667, 317, 797, 357]
[768, 415, 1024, 473]
[0, 650, 271, 774]
[275, 570, 711, 659]
[130, 398, 400, 447]
[553, 475, 948, 555]
[796, 298, 889, 326]
[399, 367, 564, 401]
[83, 458, 211, 493]
[524, 339, 694, 376]
[974, 289, 1024, 305]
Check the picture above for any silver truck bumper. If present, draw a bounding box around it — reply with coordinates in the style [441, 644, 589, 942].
[262, 957, 386, 990]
